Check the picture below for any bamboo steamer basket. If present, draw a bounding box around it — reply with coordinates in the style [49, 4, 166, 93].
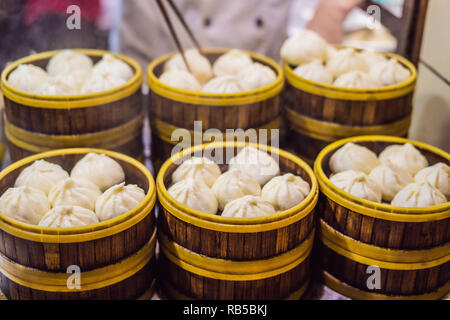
[314, 135, 450, 299]
[0, 148, 156, 300]
[156, 141, 318, 299]
[0, 49, 144, 162]
[147, 49, 284, 170]
[0, 93, 5, 165]
[283, 49, 417, 164]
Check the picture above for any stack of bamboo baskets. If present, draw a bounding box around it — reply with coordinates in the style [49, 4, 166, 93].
[156, 142, 318, 299]
[0, 49, 144, 163]
[147, 49, 284, 170]
[314, 136, 449, 300]
[0, 149, 157, 300]
[283, 48, 417, 165]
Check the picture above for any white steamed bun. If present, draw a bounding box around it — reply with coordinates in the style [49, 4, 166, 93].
[38, 205, 99, 228]
[0, 186, 50, 225]
[228, 146, 280, 185]
[237, 62, 277, 91]
[47, 50, 93, 77]
[333, 71, 378, 89]
[48, 178, 101, 211]
[280, 30, 328, 65]
[95, 182, 145, 221]
[330, 170, 382, 203]
[379, 143, 428, 176]
[326, 48, 368, 78]
[7, 64, 48, 93]
[414, 163, 450, 198]
[391, 182, 447, 208]
[261, 173, 310, 211]
[329, 142, 379, 174]
[80, 72, 126, 94]
[369, 58, 411, 87]
[212, 49, 253, 77]
[159, 68, 201, 91]
[164, 49, 213, 85]
[293, 60, 333, 85]
[172, 157, 221, 188]
[35, 77, 78, 96]
[71, 153, 125, 191]
[92, 53, 134, 81]
[202, 75, 243, 94]
[212, 169, 261, 210]
[15, 160, 69, 195]
[369, 160, 413, 201]
[168, 178, 218, 214]
[222, 195, 276, 218]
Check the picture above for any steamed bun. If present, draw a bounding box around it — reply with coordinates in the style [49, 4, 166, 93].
[15, 160, 69, 195]
[330, 170, 382, 203]
[92, 53, 134, 81]
[168, 178, 218, 214]
[221, 196, 276, 218]
[164, 49, 213, 85]
[212, 169, 261, 210]
[0, 186, 50, 225]
[334, 71, 378, 89]
[228, 146, 280, 185]
[414, 163, 450, 198]
[378, 143, 428, 176]
[38, 205, 99, 228]
[329, 142, 379, 174]
[172, 157, 221, 188]
[212, 49, 253, 77]
[48, 178, 101, 211]
[280, 30, 328, 65]
[369, 58, 411, 87]
[80, 72, 127, 94]
[293, 60, 333, 85]
[326, 48, 368, 78]
[71, 153, 125, 191]
[369, 160, 413, 201]
[237, 62, 277, 91]
[391, 182, 447, 208]
[35, 77, 78, 96]
[95, 182, 145, 221]
[159, 68, 201, 91]
[47, 50, 93, 76]
[261, 173, 310, 211]
[202, 75, 243, 94]
[7, 64, 48, 93]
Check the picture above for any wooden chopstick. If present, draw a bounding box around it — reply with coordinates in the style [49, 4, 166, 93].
[155, 0, 192, 72]
[165, 0, 203, 54]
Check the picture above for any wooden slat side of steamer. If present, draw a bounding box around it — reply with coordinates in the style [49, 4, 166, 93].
[0, 50, 144, 162]
[156, 142, 318, 299]
[0, 149, 157, 300]
[314, 136, 450, 299]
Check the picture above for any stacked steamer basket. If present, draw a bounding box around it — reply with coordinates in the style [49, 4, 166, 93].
[0, 93, 5, 164]
[0, 49, 144, 162]
[147, 49, 284, 170]
[314, 136, 449, 300]
[156, 142, 318, 300]
[0, 149, 156, 299]
[283, 48, 417, 164]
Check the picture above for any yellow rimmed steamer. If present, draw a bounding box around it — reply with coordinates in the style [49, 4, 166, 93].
[0, 148, 156, 300]
[314, 136, 450, 300]
[156, 141, 318, 300]
[283, 49, 417, 164]
[0, 49, 144, 162]
[147, 49, 284, 170]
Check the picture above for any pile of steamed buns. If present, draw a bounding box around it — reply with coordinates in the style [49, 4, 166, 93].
[159, 49, 277, 94]
[0, 153, 145, 228]
[167, 146, 311, 218]
[328, 143, 449, 207]
[281, 30, 411, 89]
[7, 50, 134, 95]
